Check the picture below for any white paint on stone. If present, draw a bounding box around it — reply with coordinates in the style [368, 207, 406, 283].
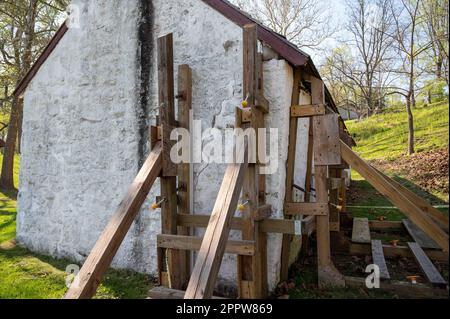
[17, 0, 305, 293]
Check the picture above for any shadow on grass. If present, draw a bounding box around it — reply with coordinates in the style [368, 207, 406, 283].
[0, 188, 18, 201]
[348, 176, 449, 221]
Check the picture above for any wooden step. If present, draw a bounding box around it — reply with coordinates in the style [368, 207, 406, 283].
[149, 286, 224, 299]
[352, 218, 371, 243]
[403, 219, 440, 249]
[407, 242, 447, 287]
[157, 234, 255, 256]
[371, 240, 390, 280]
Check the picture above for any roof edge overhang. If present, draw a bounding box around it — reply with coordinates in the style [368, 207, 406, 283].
[201, 0, 309, 67]
[13, 22, 68, 98]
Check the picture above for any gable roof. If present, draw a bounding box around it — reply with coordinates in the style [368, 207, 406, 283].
[14, 0, 313, 97]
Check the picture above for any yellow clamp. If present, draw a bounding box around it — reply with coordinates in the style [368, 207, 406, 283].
[151, 198, 166, 210]
[238, 200, 250, 212]
[241, 94, 250, 108]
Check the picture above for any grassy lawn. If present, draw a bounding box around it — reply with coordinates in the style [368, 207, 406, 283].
[0, 154, 153, 299]
[346, 100, 449, 160]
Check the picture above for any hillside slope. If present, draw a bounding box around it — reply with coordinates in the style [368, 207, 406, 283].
[345, 100, 449, 219]
[346, 100, 449, 160]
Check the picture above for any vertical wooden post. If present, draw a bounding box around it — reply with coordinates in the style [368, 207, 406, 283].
[157, 33, 184, 290]
[177, 64, 193, 288]
[237, 24, 267, 299]
[280, 67, 301, 282]
[311, 76, 345, 288]
[329, 168, 340, 232]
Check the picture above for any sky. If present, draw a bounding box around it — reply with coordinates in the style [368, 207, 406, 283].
[305, 0, 350, 65]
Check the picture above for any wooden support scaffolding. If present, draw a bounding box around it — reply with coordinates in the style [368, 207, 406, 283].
[157, 33, 187, 289]
[236, 24, 268, 299]
[311, 77, 345, 287]
[340, 141, 449, 252]
[184, 142, 249, 299]
[64, 144, 163, 299]
[280, 67, 302, 282]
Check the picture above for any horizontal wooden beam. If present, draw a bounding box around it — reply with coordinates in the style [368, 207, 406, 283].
[149, 287, 225, 300]
[157, 235, 255, 256]
[291, 104, 325, 117]
[177, 214, 312, 235]
[369, 220, 404, 230]
[284, 202, 329, 216]
[350, 243, 449, 263]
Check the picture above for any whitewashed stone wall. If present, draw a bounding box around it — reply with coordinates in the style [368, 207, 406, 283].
[17, 0, 304, 293]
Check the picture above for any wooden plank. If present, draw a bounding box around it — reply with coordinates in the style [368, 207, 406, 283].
[177, 64, 193, 281]
[149, 287, 225, 300]
[291, 104, 326, 117]
[157, 235, 255, 256]
[345, 276, 448, 298]
[407, 242, 447, 287]
[403, 219, 440, 250]
[341, 141, 449, 252]
[157, 33, 184, 289]
[184, 142, 249, 299]
[352, 218, 371, 244]
[371, 240, 390, 280]
[238, 24, 267, 299]
[313, 114, 341, 166]
[157, 33, 177, 177]
[64, 144, 163, 299]
[375, 167, 448, 231]
[177, 213, 310, 235]
[350, 243, 449, 263]
[369, 220, 404, 230]
[280, 66, 302, 282]
[284, 202, 328, 216]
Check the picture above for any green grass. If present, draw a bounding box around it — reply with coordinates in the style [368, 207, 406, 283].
[346, 100, 449, 160]
[0, 154, 153, 299]
[345, 100, 449, 220]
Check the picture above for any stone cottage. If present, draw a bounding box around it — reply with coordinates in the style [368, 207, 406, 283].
[14, 0, 348, 292]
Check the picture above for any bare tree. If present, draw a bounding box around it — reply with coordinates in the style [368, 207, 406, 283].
[231, 0, 336, 50]
[322, 0, 396, 118]
[420, 0, 449, 85]
[388, 0, 433, 155]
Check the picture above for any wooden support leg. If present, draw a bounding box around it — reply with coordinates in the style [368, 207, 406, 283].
[311, 76, 345, 288]
[237, 24, 268, 299]
[280, 67, 302, 282]
[329, 168, 340, 232]
[176, 64, 193, 288]
[315, 166, 345, 288]
[157, 33, 185, 289]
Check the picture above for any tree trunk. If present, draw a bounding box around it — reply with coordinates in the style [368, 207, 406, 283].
[406, 96, 415, 155]
[0, 97, 20, 189]
[0, 0, 38, 189]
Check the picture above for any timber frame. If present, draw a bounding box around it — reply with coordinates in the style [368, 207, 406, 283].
[64, 25, 448, 300]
